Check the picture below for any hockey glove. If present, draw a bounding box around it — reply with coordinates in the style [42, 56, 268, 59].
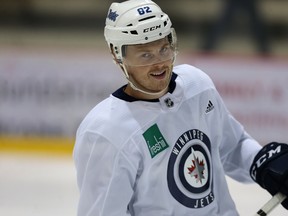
[250, 142, 288, 209]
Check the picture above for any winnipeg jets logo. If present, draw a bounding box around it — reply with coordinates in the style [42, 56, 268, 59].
[167, 129, 214, 208]
[186, 148, 207, 185]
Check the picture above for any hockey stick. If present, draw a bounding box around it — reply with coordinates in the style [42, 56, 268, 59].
[254, 192, 286, 216]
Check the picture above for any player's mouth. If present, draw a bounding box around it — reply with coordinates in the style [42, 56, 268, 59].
[150, 70, 166, 80]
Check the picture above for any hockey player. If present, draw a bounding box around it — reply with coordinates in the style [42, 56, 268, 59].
[73, 0, 288, 215]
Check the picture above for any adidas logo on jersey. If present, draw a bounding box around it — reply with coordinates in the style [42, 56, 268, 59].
[205, 100, 214, 113]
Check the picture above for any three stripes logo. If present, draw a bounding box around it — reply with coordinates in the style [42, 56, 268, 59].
[205, 100, 214, 114]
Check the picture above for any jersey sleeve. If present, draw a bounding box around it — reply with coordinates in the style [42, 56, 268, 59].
[73, 131, 137, 216]
[215, 91, 262, 183]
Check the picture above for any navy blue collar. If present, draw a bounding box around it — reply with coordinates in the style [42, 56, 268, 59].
[112, 72, 178, 102]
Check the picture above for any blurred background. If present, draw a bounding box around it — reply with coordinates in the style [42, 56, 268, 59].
[0, 0, 287, 215]
[1, 0, 288, 54]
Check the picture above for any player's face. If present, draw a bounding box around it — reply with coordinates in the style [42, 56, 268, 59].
[123, 38, 175, 99]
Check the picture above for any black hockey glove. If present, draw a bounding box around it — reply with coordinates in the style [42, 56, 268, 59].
[250, 142, 288, 209]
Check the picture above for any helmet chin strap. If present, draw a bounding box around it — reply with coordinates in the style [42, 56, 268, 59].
[121, 64, 171, 97]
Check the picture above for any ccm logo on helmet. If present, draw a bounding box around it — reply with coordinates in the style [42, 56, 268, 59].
[143, 25, 161, 33]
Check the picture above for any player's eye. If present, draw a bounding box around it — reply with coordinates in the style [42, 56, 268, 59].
[140, 52, 153, 59]
[160, 46, 170, 56]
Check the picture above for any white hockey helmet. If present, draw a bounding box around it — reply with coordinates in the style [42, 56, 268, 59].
[104, 0, 176, 63]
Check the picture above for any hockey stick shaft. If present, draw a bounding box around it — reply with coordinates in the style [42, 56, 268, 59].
[254, 192, 286, 216]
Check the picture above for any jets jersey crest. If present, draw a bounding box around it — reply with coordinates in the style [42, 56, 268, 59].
[167, 129, 214, 208]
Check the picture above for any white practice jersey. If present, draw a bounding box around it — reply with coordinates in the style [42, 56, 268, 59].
[73, 64, 262, 216]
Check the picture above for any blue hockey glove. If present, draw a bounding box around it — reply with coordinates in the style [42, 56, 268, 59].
[250, 142, 288, 209]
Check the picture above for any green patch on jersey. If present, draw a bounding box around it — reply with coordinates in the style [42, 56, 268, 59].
[143, 124, 169, 158]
